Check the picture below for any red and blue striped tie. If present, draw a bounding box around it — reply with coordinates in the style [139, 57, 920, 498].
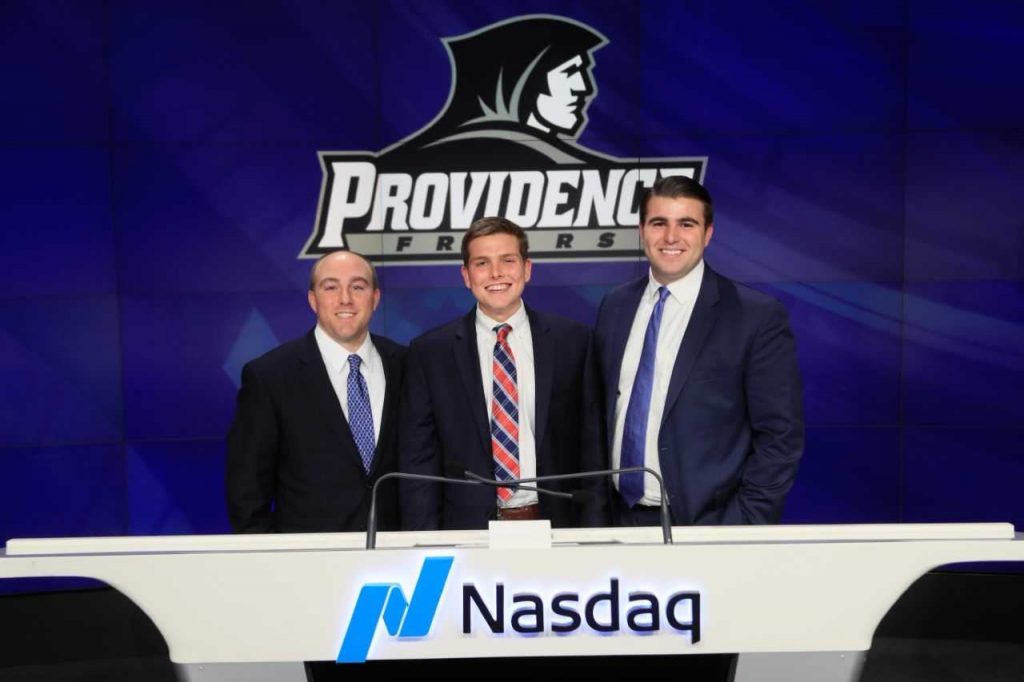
[490, 323, 520, 502]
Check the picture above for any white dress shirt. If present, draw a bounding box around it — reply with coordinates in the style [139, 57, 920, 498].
[315, 326, 386, 444]
[474, 303, 538, 508]
[612, 260, 705, 505]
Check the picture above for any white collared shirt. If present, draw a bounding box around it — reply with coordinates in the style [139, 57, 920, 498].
[474, 303, 538, 508]
[612, 260, 705, 504]
[315, 326, 386, 443]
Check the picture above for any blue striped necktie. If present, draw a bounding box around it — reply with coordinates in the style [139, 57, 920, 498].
[619, 286, 669, 506]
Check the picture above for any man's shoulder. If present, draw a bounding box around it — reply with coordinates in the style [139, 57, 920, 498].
[370, 333, 407, 359]
[408, 314, 470, 352]
[526, 307, 590, 338]
[244, 332, 311, 372]
[710, 268, 786, 313]
[602, 275, 647, 303]
[595, 276, 647, 327]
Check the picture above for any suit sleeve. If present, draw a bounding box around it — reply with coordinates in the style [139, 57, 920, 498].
[724, 300, 805, 524]
[578, 331, 612, 527]
[397, 343, 442, 530]
[225, 362, 278, 533]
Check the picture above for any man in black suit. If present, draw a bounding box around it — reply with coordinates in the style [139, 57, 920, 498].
[226, 250, 405, 533]
[399, 217, 608, 530]
[595, 175, 804, 527]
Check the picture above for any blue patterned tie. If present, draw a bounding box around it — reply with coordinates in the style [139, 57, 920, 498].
[347, 354, 375, 473]
[620, 286, 670, 507]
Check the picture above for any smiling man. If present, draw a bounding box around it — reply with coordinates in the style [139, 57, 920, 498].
[226, 251, 406, 533]
[398, 217, 608, 530]
[595, 176, 804, 527]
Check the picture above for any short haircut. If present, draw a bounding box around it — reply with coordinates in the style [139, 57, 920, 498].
[308, 250, 379, 291]
[461, 217, 529, 265]
[640, 175, 714, 226]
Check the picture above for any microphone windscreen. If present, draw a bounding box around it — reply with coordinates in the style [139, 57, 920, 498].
[570, 489, 596, 505]
[444, 461, 469, 479]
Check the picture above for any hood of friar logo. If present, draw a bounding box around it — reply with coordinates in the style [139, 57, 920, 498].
[303, 14, 706, 263]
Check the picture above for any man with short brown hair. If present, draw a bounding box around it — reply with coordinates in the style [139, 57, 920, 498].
[398, 217, 608, 530]
[596, 175, 804, 528]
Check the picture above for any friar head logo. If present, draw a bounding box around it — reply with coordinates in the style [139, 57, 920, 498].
[408, 16, 605, 153]
[305, 14, 705, 263]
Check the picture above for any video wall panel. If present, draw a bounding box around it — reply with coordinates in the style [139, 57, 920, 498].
[1, 0, 1021, 554]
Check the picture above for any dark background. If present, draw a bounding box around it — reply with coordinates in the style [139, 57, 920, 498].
[2, 0, 1022, 568]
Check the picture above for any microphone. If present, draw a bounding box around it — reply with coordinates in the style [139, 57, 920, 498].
[455, 466, 673, 545]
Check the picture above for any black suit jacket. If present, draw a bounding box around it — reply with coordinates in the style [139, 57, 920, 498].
[595, 266, 804, 525]
[398, 306, 609, 530]
[226, 330, 406, 533]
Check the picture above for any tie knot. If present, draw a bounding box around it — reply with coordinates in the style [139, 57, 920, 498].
[656, 286, 669, 304]
[494, 323, 512, 344]
[348, 354, 362, 371]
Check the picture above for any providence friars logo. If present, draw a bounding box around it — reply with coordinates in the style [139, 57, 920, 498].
[305, 15, 706, 263]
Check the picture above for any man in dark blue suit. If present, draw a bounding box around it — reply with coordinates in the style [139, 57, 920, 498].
[399, 218, 608, 530]
[595, 176, 803, 526]
[226, 251, 405, 533]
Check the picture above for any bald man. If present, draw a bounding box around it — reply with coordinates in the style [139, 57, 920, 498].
[226, 251, 406, 533]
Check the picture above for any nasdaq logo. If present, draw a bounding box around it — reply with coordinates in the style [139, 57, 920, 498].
[337, 556, 454, 663]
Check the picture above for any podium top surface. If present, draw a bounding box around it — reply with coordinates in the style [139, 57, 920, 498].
[4, 522, 1016, 556]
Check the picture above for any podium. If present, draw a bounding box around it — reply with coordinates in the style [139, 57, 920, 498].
[3, 523, 1023, 681]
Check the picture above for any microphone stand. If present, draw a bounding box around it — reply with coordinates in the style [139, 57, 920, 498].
[462, 467, 673, 545]
[365, 471, 576, 550]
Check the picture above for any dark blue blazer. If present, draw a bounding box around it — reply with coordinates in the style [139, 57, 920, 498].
[226, 330, 406, 533]
[398, 306, 609, 530]
[595, 266, 804, 525]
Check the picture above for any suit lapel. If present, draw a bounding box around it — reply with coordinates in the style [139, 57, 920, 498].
[453, 310, 491, 456]
[373, 334, 399, 472]
[661, 266, 720, 427]
[298, 331, 363, 468]
[606, 278, 647, 440]
[527, 307, 553, 451]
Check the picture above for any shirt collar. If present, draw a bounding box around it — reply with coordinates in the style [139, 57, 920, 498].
[475, 301, 528, 336]
[647, 259, 704, 305]
[314, 325, 372, 373]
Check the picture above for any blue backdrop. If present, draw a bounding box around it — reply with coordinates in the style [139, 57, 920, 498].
[2, 1, 1022, 554]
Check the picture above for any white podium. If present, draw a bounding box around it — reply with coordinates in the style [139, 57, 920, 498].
[3, 523, 1023, 682]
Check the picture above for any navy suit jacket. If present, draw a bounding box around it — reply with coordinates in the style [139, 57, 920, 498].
[595, 266, 804, 525]
[226, 330, 406, 533]
[398, 306, 609, 530]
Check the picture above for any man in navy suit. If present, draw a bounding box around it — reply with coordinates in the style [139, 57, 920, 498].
[595, 176, 804, 526]
[226, 250, 405, 533]
[399, 217, 608, 530]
